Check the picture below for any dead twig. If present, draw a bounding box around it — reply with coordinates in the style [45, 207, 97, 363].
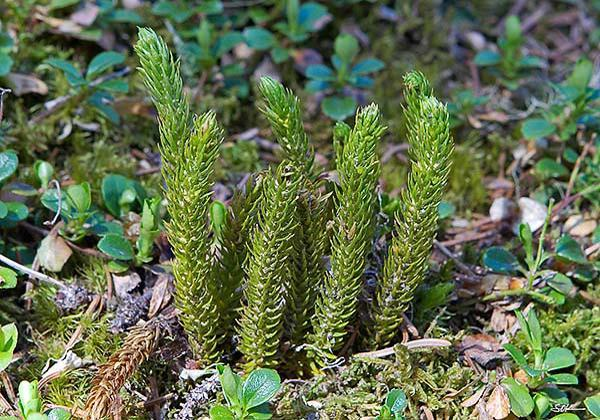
[354, 339, 452, 359]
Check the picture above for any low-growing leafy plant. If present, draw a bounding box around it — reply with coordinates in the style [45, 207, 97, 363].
[0, 150, 29, 229]
[376, 388, 408, 420]
[210, 365, 281, 420]
[305, 33, 384, 120]
[502, 309, 578, 418]
[46, 51, 128, 123]
[522, 58, 600, 141]
[244, 0, 329, 64]
[447, 89, 489, 128]
[475, 15, 544, 89]
[481, 201, 591, 305]
[179, 19, 247, 97]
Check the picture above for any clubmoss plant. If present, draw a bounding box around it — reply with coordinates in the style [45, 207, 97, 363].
[135, 28, 223, 364]
[135, 27, 452, 371]
[370, 72, 453, 347]
[308, 105, 385, 367]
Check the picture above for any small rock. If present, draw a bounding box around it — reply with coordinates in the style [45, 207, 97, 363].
[464, 31, 487, 51]
[518, 197, 548, 232]
[489, 197, 514, 221]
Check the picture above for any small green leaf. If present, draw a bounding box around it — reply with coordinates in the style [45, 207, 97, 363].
[334, 33, 359, 64]
[543, 347, 576, 371]
[474, 50, 501, 66]
[351, 58, 384, 75]
[97, 234, 134, 261]
[521, 118, 556, 140]
[216, 364, 242, 408]
[503, 343, 528, 367]
[87, 52, 125, 79]
[66, 183, 91, 214]
[555, 235, 587, 264]
[33, 160, 54, 189]
[551, 414, 580, 420]
[518, 223, 533, 262]
[437, 201, 455, 219]
[547, 273, 573, 295]
[0, 53, 13, 77]
[502, 377, 534, 417]
[243, 27, 275, 50]
[321, 95, 357, 120]
[385, 388, 407, 414]
[47, 408, 71, 420]
[533, 392, 551, 419]
[0, 151, 18, 183]
[584, 394, 600, 418]
[534, 158, 569, 179]
[482, 247, 519, 273]
[546, 373, 578, 385]
[0, 323, 17, 371]
[46, 58, 85, 87]
[209, 405, 235, 420]
[0, 267, 18, 290]
[305, 64, 335, 81]
[241, 368, 281, 409]
[565, 58, 593, 92]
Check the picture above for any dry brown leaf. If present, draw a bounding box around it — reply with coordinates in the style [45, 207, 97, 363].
[6, 73, 48, 96]
[485, 385, 510, 419]
[147, 274, 172, 318]
[37, 231, 73, 272]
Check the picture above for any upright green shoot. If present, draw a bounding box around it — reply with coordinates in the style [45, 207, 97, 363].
[371, 71, 453, 347]
[135, 28, 223, 364]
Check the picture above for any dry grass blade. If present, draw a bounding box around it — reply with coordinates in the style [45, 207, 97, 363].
[84, 321, 161, 419]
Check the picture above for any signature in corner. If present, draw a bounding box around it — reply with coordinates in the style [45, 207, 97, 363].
[551, 403, 586, 413]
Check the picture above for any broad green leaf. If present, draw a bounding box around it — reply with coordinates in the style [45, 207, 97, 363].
[584, 394, 600, 418]
[305, 64, 334, 81]
[547, 273, 573, 295]
[351, 58, 384, 75]
[505, 15, 522, 44]
[270, 46, 290, 64]
[385, 388, 407, 414]
[0, 151, 18, 183]
[243, 27, 275, 50]
[66, 182, 91, 213]
[546, 373, 578, 385]
[482, 247, 519, 273]
[241, 368, 281, 409]
[48, 0, 80, 10]
[102, 174, 145, 217]
[34, 160, 54, 189]
[87, 51, 125, 79]
[208, 405, 235, 420]
[0, 323, 17, 371]
[334, 33, 359, 64]
[521, 118, 556, 140]
[543, 347, 576, 371]
[0, 201, 7, 219]
[526, 310, 542, 353]
[216, 364, 242, 407]
[298, 2, 328, 31]
[0, 202, 29, 227]
[566, 58, 593, 92]
[474, 50, 501, 67]
[437, 201, 455, 219]
[321, 95, 357, 120]
[555, 235, 587, 264]
[533, 393, 551, 419]
[47, 408, 71, 420]
[551, 414, 580, 420]
[46, 59, 85, 87]
[503, 343, 528, 367]
[97, 234, 134, 261]
[0, 267, 17, 289]
[534, 158, 569, 179]
[502, 377, 534, 417]
[0, 53, 12, 77]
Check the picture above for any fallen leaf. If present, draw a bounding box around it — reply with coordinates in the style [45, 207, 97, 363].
[70, 2, 100, 26]
[147, 273, 172, 318]
[37, 232, 73, 272]
[486, 385, 511, 419]
[112, 272, 141, 299]
[6, 73, 48, 96]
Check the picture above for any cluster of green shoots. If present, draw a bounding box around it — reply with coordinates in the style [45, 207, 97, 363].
[134, 27, 453, 371]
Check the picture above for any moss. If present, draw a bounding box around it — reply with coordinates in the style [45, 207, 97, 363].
[275, 344, 476, 419]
